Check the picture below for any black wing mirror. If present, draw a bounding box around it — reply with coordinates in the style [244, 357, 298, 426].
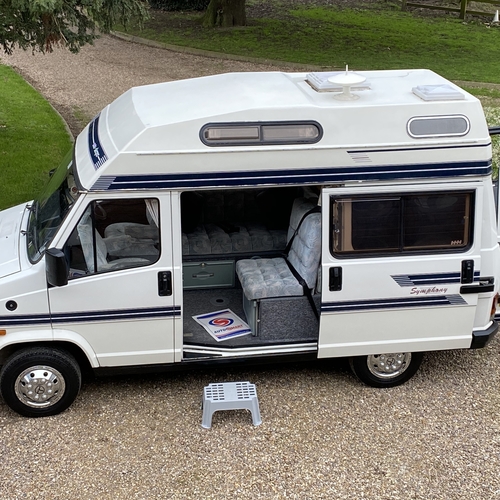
[46, 248, 68, 287]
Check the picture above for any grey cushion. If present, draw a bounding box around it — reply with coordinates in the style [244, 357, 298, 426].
[182, 224, 287, 256]
[236, 258, 303, 300]
[78, 213, 150, 273]
[287, 197, 316, 243]
[236, 210, 321, 301]
[287, 212, 322, 289]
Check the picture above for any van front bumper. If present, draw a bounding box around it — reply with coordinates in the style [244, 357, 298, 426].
[471, 320, 498, 349]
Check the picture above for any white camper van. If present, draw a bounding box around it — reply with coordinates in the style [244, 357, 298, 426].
[0, 68, 498, 417]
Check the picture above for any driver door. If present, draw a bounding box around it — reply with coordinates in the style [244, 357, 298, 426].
[48, 193, 178, 367]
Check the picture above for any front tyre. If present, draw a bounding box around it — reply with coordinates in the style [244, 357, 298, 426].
[349, 352, 424, 388]
[0, 348, 82, 417]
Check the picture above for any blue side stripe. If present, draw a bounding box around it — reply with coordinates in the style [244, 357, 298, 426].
[392, 271, 480, 287]
[348, 142, 491, 154]
[321, 295, 467, 313]
[0, 314, 52, 327]
[51, 306, 181, 324]
[91, 160, 491, 191]
[0, 306, 181, 328]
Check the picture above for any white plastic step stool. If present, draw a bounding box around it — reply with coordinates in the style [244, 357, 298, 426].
[202, 381, 262, 429]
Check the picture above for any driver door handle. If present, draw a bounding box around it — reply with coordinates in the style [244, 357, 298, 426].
[158, 271, 172, 296]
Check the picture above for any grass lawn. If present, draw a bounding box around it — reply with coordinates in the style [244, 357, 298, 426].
[121, 2, 500, 84]
[0, 65, 72, 210]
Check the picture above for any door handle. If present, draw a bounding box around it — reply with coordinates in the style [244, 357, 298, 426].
[329, 267, 342, 291]
[158, 271, 172, 296]
[460, 277, 495, 294]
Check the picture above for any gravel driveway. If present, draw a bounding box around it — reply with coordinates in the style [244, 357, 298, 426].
[1, 35, 500, 500]
[2, 34, 291, 135]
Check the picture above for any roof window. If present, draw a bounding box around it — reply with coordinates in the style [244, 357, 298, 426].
[200, 121, 322, 146]
[407, 115, 470, 138]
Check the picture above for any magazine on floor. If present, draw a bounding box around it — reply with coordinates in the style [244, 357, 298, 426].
[193, 309, 252, 342]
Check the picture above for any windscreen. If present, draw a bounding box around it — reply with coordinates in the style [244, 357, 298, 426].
[27, 149, 79, 263]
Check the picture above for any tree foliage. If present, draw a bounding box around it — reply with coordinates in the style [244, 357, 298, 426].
[0, 0, 149, 54]
[202, 0, 246, 27]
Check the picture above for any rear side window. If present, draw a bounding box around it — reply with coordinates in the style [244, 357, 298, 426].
[331, 191, 473, 256]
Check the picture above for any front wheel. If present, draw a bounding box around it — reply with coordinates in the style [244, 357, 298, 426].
[0, 347, 82, 417]
[349, 352, 424, 388]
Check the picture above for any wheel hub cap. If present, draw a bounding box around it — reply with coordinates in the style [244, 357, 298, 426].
[367, 353, 411, 379]
[14, 366, 66, 408]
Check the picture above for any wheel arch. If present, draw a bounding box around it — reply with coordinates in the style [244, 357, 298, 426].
[0, 340, 96, 378]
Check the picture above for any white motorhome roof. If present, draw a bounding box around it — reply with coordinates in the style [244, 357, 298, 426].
[75, 69, 491, 191]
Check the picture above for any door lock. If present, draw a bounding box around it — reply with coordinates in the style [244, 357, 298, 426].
[329, 267, 342, 291]
[461, 260, 474, 284]
[158, 271, 172, 296]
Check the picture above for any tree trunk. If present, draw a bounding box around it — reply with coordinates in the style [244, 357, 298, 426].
[202, 0, 246, 27]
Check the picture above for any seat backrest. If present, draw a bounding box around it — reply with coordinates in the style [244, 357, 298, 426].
[287, 212, 322, 290]
[287, 197, 317, 243]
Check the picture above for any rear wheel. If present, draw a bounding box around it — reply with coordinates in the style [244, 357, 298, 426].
[0, 347, 81, 417]
[349, 352, 423, 388]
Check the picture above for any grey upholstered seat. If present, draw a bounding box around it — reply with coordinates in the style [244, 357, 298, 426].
[286, 197, 316, 243]
[103, 199, 159, 258]
[77, 213, 150, 273]
[236, 209, 321, 301]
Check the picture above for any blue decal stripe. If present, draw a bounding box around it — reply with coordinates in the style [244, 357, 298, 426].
[347, 142, 491, 154]
[88, 114, 108, 170]
[392, 271, 480, 287]
[321, 295, 467, 313]
[0, 307, 180, 327]
[91, 160, 491, 191]
[0, 314, 51, 327]
[51, 306, 181, 324]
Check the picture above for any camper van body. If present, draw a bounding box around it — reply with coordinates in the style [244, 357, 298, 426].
[0, 68, 498, 417]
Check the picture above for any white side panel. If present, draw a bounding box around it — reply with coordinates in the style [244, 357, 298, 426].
[319, 304, 473, 358]
[0, 261, 52, 341]
[318, 182, 486, 358]
[50, 270, 175, 367]
[48, 193, 176, 367]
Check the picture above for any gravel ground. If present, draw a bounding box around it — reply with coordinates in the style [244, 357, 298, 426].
[1, 34, 292, 135]
[2, 34, 500, 500]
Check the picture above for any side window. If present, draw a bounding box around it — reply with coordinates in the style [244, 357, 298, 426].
[331, 191, 473, 256]
[403, 193, 471, 249]
[65, 198, 160, 278]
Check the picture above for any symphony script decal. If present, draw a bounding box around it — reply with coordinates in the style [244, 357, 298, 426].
[410, 286, 448, 295]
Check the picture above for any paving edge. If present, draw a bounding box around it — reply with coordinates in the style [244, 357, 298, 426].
[110, 31, 329, 71]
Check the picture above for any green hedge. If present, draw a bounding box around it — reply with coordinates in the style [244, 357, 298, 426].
[148, 0, 210, 11]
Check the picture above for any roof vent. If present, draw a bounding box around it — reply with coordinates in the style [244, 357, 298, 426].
[412, 84, 464, 101]
[306, 67, 370, 94]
